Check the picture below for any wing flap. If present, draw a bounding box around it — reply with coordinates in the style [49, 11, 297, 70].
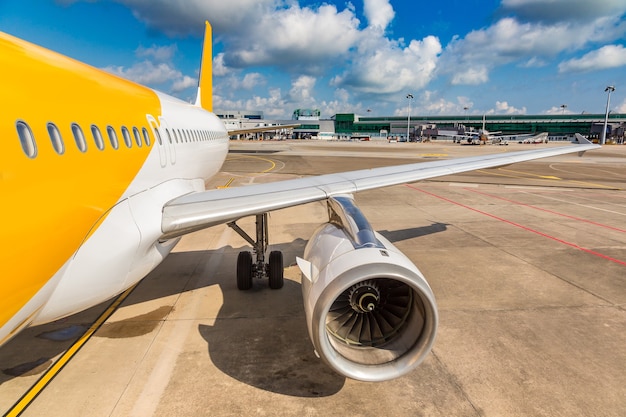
[161, 141, 599, 239]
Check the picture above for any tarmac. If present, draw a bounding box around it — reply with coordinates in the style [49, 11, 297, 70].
[1, 140, 625, 417]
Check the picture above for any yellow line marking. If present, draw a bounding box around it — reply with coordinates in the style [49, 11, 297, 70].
[5, 285, 137, 417]
[420, 153, 448, 157]
[225, 155, 277, 173]
[477, 169, 617, 189]
[219, 155, 278, 189]
[217, 178, 234, 189]
[562, 180, 620, 190]
[253, 156, 277, 173]
[497, 168, 562, 180]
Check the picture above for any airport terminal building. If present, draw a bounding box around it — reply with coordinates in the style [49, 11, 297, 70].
[217, 110, 626, 143]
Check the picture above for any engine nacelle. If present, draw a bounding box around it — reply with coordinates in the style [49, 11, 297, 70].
[297, 196, 438, 382]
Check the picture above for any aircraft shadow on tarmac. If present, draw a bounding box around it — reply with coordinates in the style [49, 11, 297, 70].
[0, 223, 448, 395]
[379, 222, 448, 242]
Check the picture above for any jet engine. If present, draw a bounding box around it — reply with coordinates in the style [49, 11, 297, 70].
[297, 196, 438, 382]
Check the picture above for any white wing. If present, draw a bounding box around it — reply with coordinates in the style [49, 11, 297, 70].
[161, 136, 598, 239]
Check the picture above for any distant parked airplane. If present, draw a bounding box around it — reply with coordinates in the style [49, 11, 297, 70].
[446, 115, 545, 145]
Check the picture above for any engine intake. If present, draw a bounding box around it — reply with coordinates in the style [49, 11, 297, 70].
[298, 196, 438, 381]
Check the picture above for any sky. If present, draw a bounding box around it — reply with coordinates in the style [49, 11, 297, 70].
[1, 0, 625, 119]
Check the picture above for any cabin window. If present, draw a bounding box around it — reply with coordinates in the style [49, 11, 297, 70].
[165, 128, 172, 144]
[71, 123, 87, 153]
[132, 127, 142, 147]
[47, 122, 64, 155]
[107, 125, 119, 150]
[142, 127, 151, 146]
[153, 127, 163, 146]
[91, 125, 105, 151]
[121, 126, 132, 148]
[16, 120, 37, 158]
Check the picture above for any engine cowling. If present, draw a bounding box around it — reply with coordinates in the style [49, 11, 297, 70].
[297, 196, 438, 382]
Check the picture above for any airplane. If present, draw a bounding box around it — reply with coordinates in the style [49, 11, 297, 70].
[519, 132, 549, 144]
[0, 21, 600, 383]
[447, 115, 545, 145]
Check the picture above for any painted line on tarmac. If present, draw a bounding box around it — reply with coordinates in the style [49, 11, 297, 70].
[5, 285, 137, 417]
[465, 188, 626, 233]
[407, 184, 626, 267]
[217, 155, 278, 189]
[217, 178, 235, 188]
[491, 167, 619, 189]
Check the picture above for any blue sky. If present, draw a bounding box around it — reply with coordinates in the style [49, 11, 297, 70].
[1, 0, 625, 119]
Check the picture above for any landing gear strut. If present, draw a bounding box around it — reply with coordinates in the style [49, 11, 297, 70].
[228, 213, 284, 290]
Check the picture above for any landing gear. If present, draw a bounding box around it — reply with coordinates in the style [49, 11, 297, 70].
[229, 213, 284, 290]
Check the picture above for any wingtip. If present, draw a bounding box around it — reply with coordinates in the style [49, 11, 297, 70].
[574, 133, 594, 145]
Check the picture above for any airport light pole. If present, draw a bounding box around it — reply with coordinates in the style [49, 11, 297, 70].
[406, 93, 413, 141]
[560, 104, 567, 114]
[601, 86, 615, 145]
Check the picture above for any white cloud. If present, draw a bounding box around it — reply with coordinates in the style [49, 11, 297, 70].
[212, 53, 229, 77]
[223, 4, 361, 71]
[332, 33, 442, 96]
[559, 45, 626, 73]
[487, 101, 527, 115]
[451, 66, 488, 85]
[543, 105, 574, 115]
[440, 13, 626, 85]
[171, 75, 197, 93]
[398, 92, 474, 116]
[288, 75, 316, 103]
[363, 0, 395, 30]
[103, 42, 197, 96]
[104, 61, 181, 85]
[241, 73, 265, 90]
[136, 44, 177, 62]
[617, 98, 626, 113]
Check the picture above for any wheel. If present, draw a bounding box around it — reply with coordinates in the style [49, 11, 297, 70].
[237, 251, 253, 290]
[268, 251, 284, 289]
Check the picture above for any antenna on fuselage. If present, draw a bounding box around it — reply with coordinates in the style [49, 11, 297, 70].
[195, 21, 213, 111]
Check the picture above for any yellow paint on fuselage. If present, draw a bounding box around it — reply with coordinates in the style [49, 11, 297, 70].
[0, 32, 161, 331]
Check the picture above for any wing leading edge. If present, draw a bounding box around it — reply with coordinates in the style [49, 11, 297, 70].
[161, 138, 599, 239]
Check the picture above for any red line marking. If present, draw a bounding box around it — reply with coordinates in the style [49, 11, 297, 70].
[465, 188, 626, 233]
[406, 184, 626, 267]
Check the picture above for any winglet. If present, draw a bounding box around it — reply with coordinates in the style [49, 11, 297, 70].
[195, 21, 212, 111]
[574, 133, 593, 145]
[574, 133, 597, 156]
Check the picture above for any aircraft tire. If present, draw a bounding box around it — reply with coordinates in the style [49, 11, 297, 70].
[268, 251, 284, 289]
[237, 251, 253, 290]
